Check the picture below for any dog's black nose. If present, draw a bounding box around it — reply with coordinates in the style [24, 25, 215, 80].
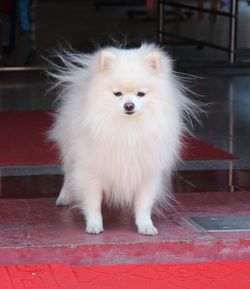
[124, 102, 134, 112]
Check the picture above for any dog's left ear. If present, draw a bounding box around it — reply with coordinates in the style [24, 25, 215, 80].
[144, 51, 161, 71]
[99, 51, 116, 71]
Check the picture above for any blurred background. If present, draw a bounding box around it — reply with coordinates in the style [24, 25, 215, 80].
[1, 0, 250, 67]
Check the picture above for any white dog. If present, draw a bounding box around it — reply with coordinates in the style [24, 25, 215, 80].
[49, 43, 195, 235]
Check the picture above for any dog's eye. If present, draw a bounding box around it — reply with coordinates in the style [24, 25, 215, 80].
[113, 91, 122, 97]
[137, 92, 146, 97]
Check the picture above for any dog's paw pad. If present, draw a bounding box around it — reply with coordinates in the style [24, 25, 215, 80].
[86, 224, 104, 234]
[138, 225, 158, 235]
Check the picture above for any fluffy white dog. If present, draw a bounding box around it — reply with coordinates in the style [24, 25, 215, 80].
[49, 43, 195, 235]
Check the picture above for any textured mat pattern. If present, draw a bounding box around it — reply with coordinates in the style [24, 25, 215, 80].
[1, 261, 250, 289]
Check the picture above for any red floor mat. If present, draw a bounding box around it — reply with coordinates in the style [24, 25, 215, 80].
[1, 261, 250, 289]
[0, 111, 237, 166]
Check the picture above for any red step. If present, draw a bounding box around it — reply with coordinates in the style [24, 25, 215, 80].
[1, 261, 250, 289]
[0, 192, 250, 266]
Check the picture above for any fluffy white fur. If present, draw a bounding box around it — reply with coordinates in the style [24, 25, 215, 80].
[49, 43, 195, 235]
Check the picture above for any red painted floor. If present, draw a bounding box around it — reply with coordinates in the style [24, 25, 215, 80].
[1, 192, 250, 266]
[1, 261, 250, 289]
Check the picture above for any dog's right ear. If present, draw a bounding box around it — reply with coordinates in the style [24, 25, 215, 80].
[99, 51, 116, 71]
[144, 51, 161, 72]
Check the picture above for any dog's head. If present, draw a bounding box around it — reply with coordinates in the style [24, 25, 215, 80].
[88, 44, 173, 117]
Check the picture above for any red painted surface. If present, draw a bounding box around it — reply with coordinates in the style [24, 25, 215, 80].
[1, 261, 250, 289]
[1, 264, 81, 289]
[0, 111, 237, 166]
[73, 261, 250, 289]
[0, 192, 250, 266]
[0, 266, 13, 289]
[182, 135, 238, 161]
[0, 111, 57, 166]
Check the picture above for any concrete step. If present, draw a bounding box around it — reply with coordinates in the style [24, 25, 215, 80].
[1, 192, 250, 266]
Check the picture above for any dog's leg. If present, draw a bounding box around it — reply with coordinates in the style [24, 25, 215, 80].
[81, 179, 104, 234]
[134, 175, 161, 235]
[55, 179, 71, 206]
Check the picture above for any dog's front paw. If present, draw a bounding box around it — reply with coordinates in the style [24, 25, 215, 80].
[137, 224, 158, 235]
[86, 223, 104, 234]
